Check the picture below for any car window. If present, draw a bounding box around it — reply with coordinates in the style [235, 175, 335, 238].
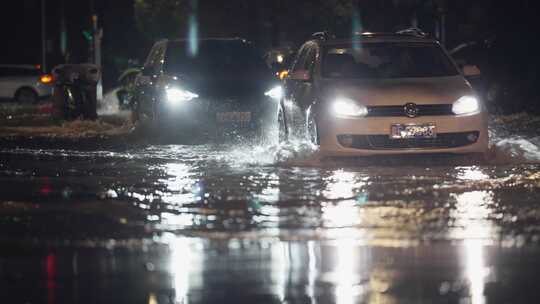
[144, 44, 165, 75]
[322, 43, 459, 79]
[0, 67, 40, 78]
[304, 46, 317, 74]
[291, 45, 309, 73]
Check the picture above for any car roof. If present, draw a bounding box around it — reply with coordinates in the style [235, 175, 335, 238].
[161, 37, 250, 45]
[313, 33, 440, 47]
[0, 64, 40, 70]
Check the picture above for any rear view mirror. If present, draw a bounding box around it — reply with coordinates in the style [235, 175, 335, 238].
[462, 65, 481, 77]
[290, 70, 311, 82]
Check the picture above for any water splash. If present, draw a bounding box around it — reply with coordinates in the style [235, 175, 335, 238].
[488, 112, 540, 164]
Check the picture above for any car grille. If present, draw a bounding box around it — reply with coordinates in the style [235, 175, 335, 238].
[367, 104, 454, 117]
[337, 132, 480, 150]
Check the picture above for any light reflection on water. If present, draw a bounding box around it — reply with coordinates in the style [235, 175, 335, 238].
[452, 190, 494, 304]
[334, 238, 362, 304]
[168, 236, 193, 303]
[159, 163, 200, 206]
[157, 233, 507, 304]
[4, 143, 540, 303]
[450, 167, 495, 304]
[145, 157, 506, 304]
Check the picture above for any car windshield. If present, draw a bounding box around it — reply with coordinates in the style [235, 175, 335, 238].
[322, 43, 459, 79]
[164, 41, 268, 77]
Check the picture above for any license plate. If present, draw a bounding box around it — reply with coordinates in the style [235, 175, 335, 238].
[391, 124, 436, 139]
[216, 112, 252, 123]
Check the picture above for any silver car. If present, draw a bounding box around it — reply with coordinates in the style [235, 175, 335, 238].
[0, 65, 53, 103]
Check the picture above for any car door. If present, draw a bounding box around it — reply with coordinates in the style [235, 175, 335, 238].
[296, 45, 318, 112]
[285, 44, 317, 135]
[134, 43, 166, 117]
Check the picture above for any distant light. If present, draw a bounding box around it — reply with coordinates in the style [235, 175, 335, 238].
[278, 70, 289, 80]
[188, 13, 199, 57]
[277, 54, 284, 63]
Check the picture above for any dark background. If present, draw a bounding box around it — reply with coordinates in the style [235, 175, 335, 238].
[1, 0, 539, 108]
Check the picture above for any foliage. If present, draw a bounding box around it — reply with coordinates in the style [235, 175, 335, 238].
[133, 0, 189, 39]
[133, 0, 357, 42]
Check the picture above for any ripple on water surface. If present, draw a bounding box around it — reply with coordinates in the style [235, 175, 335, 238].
[1, 113, 540, 245]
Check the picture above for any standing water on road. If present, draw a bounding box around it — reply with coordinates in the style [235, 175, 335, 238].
[2, 112, 540, 303]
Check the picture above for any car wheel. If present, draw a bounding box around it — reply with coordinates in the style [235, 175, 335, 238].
[306, 109, 320, 146]
[278, 107, 288, 143]
[15, 88, 39, 103]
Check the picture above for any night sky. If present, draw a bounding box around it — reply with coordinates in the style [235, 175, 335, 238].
[2, 0, 539, 89]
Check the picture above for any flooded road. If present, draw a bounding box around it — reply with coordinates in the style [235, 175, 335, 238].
[2, 113, 540, 303]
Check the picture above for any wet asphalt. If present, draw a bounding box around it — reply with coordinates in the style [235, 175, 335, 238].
[1, 111, 540, 303]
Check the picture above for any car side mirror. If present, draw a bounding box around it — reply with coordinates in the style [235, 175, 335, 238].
[462, 65, 482, 77]
[290, 70, 311, 82]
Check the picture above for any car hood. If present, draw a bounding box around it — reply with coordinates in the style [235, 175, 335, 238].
[169, 73, 276, 99]
[319, 76, 473, 106]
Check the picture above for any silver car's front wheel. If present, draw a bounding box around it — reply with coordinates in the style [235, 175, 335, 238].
[15, 88, 39, 103]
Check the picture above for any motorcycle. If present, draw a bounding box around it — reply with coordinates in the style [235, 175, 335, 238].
[52, 64, 100, 120]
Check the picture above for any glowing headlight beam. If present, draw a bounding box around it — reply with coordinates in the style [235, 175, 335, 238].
[332, 98, 368, 118]
[452, 96, 480, 115]
[265, 86, 283, 100]
[166, 88, 199, 104]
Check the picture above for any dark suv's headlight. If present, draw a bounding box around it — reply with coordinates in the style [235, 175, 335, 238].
[166, 87, 199, 104]
[264, 86, 283, 100]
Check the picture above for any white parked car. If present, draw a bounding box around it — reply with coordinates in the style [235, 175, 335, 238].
[279, 31, 489, 158]
[0, 65, 54, 103]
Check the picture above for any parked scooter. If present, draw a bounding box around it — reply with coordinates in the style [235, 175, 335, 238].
[52, 64, 100, 120]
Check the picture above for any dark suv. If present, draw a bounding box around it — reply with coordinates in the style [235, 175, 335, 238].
[133, 38, 280, 140]
[0, 65, 53, 103]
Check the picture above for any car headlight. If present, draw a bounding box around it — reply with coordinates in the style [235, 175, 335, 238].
[452, 96, 480, 115]
[265, 86, 283, 100]
[332, 98, 368, 117]
[166, 87, 199, 104]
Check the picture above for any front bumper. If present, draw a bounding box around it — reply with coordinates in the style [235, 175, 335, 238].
[317, 112, 489, 156]
[154, 97, 274, 133]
